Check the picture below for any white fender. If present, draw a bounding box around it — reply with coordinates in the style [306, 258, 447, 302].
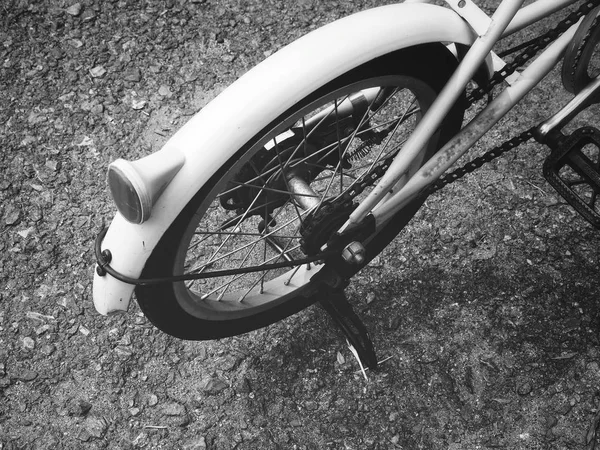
[93, 3, 479, 314]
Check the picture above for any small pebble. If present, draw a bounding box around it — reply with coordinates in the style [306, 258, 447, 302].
[90, 104, 104, 114]
[148, 394, 158, 406]
[289, 419, 302, 427]
[517, 380, 533, 396]
[89, 66, 106, 78]
[366, 292, 376, 304]
[123, 68, 142, 82]
[162, 402, 185, 416]
[23, 337, 35, 350]
[35, 325, 50, 336]
[66, 3, 82, 16]
[4, 207, 20, 226]
[546, 416, 558, 429]
[45, 160, 58, 171]
[131, 99, 146, 110]
[158, 85, 172, 97]
[40, 344, 55, 356]
[84, 417, 108, 439]
[81, 9, 96, 22]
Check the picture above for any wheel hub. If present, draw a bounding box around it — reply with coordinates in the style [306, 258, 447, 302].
[299, 199, 356, 256]
[219, 133, 323, 216]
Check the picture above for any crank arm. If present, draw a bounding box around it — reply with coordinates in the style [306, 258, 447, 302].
[535, 75, 600, 142]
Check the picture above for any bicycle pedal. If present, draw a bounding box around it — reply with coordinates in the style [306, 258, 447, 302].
[543, 127, 600, 228]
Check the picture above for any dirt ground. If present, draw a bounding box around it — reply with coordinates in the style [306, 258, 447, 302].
[1, 0, 599, 449]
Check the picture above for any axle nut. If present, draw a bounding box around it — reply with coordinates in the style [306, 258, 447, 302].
[341, 241, 366, 266]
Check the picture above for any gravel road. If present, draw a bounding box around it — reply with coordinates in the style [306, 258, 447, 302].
[1, 0, 599, 448]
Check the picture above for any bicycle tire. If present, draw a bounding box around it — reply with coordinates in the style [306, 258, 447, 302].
[136, 44, 465, 340]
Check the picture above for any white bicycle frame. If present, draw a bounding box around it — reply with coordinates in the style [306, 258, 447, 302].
[94, 0, 599, 315]
[343, 0, 592, 232]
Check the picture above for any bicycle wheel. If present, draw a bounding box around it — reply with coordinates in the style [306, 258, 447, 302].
[136, 44, 465, 340]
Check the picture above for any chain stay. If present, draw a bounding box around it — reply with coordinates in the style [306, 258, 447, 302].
[341, 0, 600, 205]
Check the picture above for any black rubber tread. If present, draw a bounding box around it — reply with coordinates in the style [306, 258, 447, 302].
[136, 43, 465, 340]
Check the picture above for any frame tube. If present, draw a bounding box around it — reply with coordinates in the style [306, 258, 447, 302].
[341, 0, 525, 233]
[372, 18, 581, 226]
[503, 0, 578, 36]
[537, 75, 600, 138]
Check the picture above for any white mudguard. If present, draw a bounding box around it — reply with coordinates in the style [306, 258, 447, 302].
[93, 3, 478, 314]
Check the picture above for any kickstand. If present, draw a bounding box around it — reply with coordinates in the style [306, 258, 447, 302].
[318, 287, 378, 370]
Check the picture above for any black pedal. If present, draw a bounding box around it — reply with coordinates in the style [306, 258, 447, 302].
[543, 127, 600, 228]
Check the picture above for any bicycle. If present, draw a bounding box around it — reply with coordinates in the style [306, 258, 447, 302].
[94, 0, 600, 368]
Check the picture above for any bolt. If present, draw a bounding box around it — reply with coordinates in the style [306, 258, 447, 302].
[341, 241, 366, 266]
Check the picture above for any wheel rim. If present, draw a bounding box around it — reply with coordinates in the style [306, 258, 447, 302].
[173, 74, 438, 319]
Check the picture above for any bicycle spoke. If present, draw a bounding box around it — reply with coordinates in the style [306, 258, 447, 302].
[194, 230, 302, 239]
[342, 96, 418, 195]
[216, 111, 413, 205]
[216, 99, 419, 202]
[182, 80, 433, 303]
[284, 264, 303, 286]
[274, 135, 306, 222]
[227, 181, 321, 200]
[334, 98, 344, 194]
[199, 243, 303, 300]
[314, 87, 383, 206]
[239, 232, 300, 302]
[216, 94, 408, 201]
[188, 205, 309, 274]
[215, 232, 266, 301]
[207, 90, 416, 274]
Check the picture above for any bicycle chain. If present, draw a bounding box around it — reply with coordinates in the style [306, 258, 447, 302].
[331, 0, 600, 209]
